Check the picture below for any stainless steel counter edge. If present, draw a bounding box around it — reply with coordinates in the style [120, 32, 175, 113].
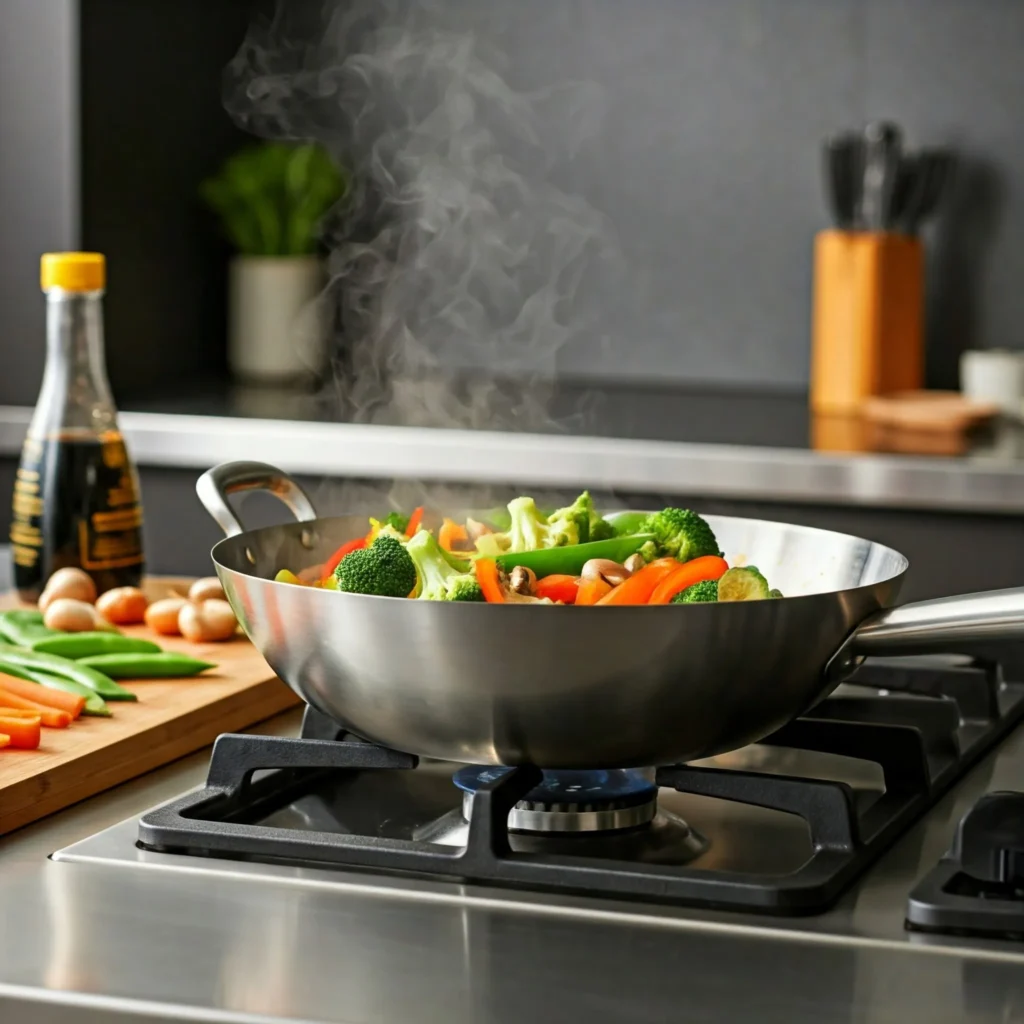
[1, 405, 1022, 514]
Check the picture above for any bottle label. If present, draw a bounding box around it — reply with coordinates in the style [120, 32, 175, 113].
[10, 432, 145, 580]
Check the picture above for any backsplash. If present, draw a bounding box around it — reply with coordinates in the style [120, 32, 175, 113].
[2, 0, 1023, 403]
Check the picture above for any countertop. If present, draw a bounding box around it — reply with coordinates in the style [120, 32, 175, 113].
[1, 380, 1023, 513]
[6, 707, 1024, 1023]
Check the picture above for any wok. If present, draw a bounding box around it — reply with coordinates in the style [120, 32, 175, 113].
[198, 461, 1024, 769]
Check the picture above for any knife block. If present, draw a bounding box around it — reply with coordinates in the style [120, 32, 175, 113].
[810, 230, 924, 414]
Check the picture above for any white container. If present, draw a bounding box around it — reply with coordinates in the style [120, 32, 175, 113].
[228, 256, 325, 383]
[960, 349, 1024, 420]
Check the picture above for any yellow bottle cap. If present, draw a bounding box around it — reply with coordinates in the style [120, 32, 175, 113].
[40, 252, 106, 292]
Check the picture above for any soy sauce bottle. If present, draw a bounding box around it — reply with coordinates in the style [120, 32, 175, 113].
[10, 253, 144, 600]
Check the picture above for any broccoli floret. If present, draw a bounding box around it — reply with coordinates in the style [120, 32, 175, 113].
[639, 508, 720, 563]
[334, 534, 417, 598]
[446, 576, 484, 602]
[381, 511, 409, 533]
[406, 529, 483, 601]
[548, 491, 597, 544]
[507, 496, 580, 551]
[671, 579, 719, 604]
[589, 517, 615, 542]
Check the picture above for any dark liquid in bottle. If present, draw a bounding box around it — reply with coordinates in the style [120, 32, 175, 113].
[11, 430, 144, 601]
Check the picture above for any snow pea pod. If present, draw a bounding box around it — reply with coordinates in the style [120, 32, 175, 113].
[76, 653, 216, 679]
[603, 510, 651, 537]
[31, 632, 162, 659]
[0, 643, 136, 701]
[0, 610, 59, 647]
[493, 534, 655, 579]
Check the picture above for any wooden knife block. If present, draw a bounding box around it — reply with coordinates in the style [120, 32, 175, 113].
[810, 230, 924, 414]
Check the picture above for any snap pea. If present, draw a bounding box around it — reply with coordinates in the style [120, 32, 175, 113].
[30, 633, 162, 659]
[0, 609, 59, 648]
[492, 534, 655, 579]
[0, 643, 136, 701]
[22, 670, 112, 717]
[603, 510, 651, 537]
[76, 653, 216, 679]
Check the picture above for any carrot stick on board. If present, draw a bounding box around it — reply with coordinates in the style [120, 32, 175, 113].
[0, 675, 85, 718]
[0, 689, 72, 727]
[0, 713, 42, 749]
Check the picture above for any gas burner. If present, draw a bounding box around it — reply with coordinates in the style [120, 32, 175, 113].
[452, 767, 658, 834]
[908, 792, 1024, 939]
[413, 766, 705, 862]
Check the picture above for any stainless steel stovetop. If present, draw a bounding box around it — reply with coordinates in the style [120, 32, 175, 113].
[8, 664, 1024, 1023]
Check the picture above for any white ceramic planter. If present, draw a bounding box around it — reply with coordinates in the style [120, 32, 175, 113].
[228, 256, 325, 383]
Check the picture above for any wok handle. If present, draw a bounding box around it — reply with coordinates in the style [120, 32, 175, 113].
[831, 587, 1024, 676]
[196, 461, 318, 538]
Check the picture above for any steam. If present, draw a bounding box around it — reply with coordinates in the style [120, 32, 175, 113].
[223, 0, 622, 433]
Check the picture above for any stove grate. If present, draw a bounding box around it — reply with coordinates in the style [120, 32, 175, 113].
[139, 656, 1024, 916]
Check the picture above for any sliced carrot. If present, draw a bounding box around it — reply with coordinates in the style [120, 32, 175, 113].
[535, 575, 580, 604]
[648, 556, 730, 605]
[475, 558, 505, 603]
[0, 692, 72, 728]
[405, 507, 424, 537]
[596, 559, 680, 606]
[0, 734, 8, 749]
[438, 518, 469, 551]
[0, 713, 41, 749]
[0, 675, 84, 718]
[575, 577, 612, 605]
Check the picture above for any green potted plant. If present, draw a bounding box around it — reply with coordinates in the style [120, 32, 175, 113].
[201, 142, 349, 383]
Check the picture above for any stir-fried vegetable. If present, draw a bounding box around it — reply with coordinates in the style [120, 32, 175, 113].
[672, 580, 719, 604]
[406, 530, 483, 602]
[718, 566, 771, 602]
[648, 556, 729, 605]
[334, 534, 418, 598]
[277, 495, 783, 605]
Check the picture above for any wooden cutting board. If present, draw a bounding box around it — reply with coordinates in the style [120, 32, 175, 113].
[0, 578, 301, 836]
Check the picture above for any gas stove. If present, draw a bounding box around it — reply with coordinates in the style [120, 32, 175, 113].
[55, 650, 1024, 940]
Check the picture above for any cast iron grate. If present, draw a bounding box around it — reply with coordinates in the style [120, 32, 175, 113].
[138, 655, 1024, 916]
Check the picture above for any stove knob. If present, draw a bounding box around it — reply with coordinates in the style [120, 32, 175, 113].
[953, 791, 1024, 884]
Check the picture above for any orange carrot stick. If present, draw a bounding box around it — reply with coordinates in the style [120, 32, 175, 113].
[474, 558, 505, 603]
[0, 675, 85, 718]
[0, 713, 41, 749]
[534, 575, 580, 604]
[575, 577, 612, 605]
[405, 507, 424, 537]
[596, 559, 679, 606]
[648, 556, 730, 605]
[0, 690, 72, 727]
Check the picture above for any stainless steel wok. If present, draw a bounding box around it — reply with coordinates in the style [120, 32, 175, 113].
[198, 460, 1024, 769]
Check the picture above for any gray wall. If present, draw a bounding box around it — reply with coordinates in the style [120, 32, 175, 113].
[534, 0, 1024, 390]
[0, 0, 79, 405]
[1, 1, 1023, 400]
